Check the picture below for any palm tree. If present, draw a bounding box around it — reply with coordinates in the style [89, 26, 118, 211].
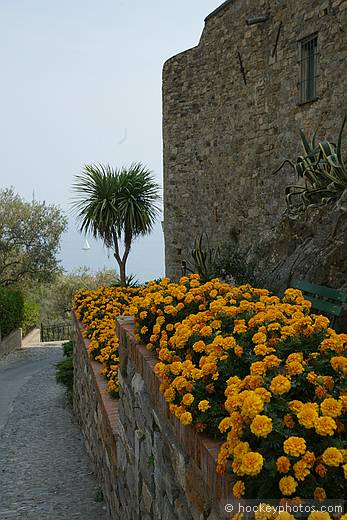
[72, 162, 161, 286]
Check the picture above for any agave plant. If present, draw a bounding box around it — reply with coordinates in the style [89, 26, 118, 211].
[274, 114, 347, 214]
[183, 232, 220, 283]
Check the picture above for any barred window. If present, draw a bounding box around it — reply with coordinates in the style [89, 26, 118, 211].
[299, 34, 319, 104]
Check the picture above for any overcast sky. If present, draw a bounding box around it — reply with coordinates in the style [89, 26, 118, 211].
[1, 0, 221, 282]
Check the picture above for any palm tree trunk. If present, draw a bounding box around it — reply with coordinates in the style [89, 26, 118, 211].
[119, 261, 126, 287]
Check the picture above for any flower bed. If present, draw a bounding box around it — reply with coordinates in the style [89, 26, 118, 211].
[73, 276, 347, 506]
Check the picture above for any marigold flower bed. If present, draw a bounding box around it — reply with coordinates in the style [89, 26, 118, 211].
[73, 276, 347, 506]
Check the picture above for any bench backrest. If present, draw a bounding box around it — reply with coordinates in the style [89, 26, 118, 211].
[291, 279, 347, 317]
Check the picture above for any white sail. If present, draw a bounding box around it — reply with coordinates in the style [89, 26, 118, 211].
[82, 239, 91, 251]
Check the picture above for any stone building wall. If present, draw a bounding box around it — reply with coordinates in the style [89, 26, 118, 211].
[73, 313, 232, 520]
[163, 0, 347, 292]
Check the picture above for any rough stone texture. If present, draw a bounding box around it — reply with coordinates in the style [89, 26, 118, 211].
[0, 328, 22, 357]
[73, 314, 119, 520]
[163, 0, 347, 299]
[0, 344, 107, 520]
[73, 313, 231, 520]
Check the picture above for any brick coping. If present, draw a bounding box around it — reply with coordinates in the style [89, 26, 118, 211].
[116, 316, 234, 499]
[73, 313, 120, 438]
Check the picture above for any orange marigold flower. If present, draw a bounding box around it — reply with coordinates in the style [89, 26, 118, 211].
[276, 456, 291, 474]
[182, 393, 194, 406]
[283, 437, 306, 457]
[314, 487, 327, 501]
[164, 387, 176, 403]
[240, 452, 264, 476]
[293, 460, 310, 481]
[250, 415, 273, 437]
[270, 375, 291, 395]
[180, 411, 193, 426]
[233, 480, 246, 499]
[279, 476, 297, 496]
[315, 463, 327, 478]
[307, 513, 331, 520]
[322, 447, 343, 466]
[198, 400, 210, 412]
[297, 405, 319, 429]
[315, 416, 337, 436]
[320, 397, 343, 418]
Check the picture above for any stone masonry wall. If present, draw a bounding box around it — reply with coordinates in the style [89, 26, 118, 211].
[163, 0, 347, 292]
[73, 313, 233, 520]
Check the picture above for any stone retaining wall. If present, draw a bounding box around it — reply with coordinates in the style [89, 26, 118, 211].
[73, 313, 231, 520]
[0, 328, 22, 357]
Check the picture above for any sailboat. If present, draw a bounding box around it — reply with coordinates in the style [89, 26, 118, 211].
[82, 239, 91, 251]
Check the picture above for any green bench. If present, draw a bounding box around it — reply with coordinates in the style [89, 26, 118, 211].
[292, 279, 347, 328]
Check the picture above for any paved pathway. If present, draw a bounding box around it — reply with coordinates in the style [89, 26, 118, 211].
[0, 345, 107, 520]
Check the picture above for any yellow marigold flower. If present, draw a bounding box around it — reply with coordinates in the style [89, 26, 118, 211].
[276, 456, 291, 473]
[289, 400, 304, 414]
[343, 463, 347, 480]
[241, 393, 264, 419]
[233, 480, 245, 498]
[164, 387, 176, 403]
[293, 459, 310, 481]
[322, 447, 343, 466]
[286, 361, 304, 376]
[200, 325, 212, 337]
[270, 375, 291, 395]
[198, 400, 210, 412]
[315, 416, 337, 436]
[251, 361, 266, 376]
[252, 331, 267, 344]
[139, 310, 147, 319]
[297, 404, 319, 428]
[255, 387, 272, 403]
[240, 452, 264, 476]
[314, 487, 326, 501]
[320, 397, 343, 418]
[307, 513, 331, 520]
[140, 325, 148, 334]
[233, 441, 250, 458]
[331, 356, 347, 372]
[182, 393, 194, 407]
[279, 476, 297, 496]
[219, 417, 233, 433]
[250, 415, 273, 437]
[303, 451, 316, 467]
[234, 320, 247, 334]
[180, 411, 193, 426]
[283, 437, 306, 457]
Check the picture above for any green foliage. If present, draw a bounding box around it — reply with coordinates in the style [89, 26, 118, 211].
[72, 162, 161, 286]
[21, 298, 41, 337]
[30, 267, 118, 324]
[183, 232, 264, 287]
[0, 286, 24, 338]
[0, 187, 67, 286]
[274, 115, 347, 215]
[183, 233, 221, 283]
[56, 340, 74, 395]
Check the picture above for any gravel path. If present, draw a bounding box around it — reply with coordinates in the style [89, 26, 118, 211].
[0, 345, 107, 520]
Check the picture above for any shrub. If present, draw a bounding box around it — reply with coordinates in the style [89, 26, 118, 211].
[0, 286, 24, 339]
[73, 276, 347, 502]
[22, 298, 41, 337]
[56, 340, 74, 395]
[133, 277, 347, 501]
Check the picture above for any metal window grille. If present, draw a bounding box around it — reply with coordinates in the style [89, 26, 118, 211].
[299, 35, 319, 103]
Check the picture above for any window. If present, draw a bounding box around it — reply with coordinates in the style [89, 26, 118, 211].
[299, 34, 319, 104]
